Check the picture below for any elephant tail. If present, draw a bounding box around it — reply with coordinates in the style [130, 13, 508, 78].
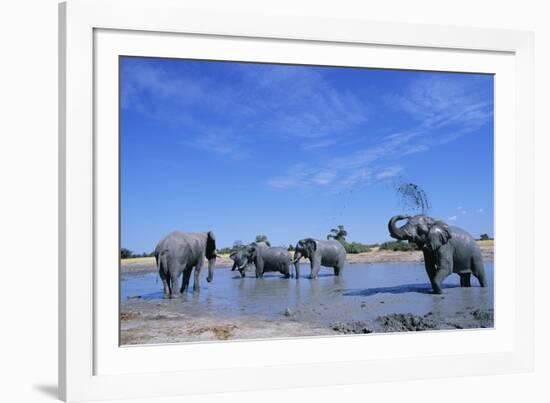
[156, 251, 168, 275]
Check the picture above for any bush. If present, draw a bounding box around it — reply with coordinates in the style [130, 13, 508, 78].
[255, 235, 271, 246]
[120, 248, 154, 259]
[120, 248, 133, 259]
[379, 240, 418, 251]
[342, 241, 371, 254]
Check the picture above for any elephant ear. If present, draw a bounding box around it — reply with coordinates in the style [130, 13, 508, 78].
[206, 231, 216, 259]
[427, 223, 451, 251]
[305, 238, 317, 255]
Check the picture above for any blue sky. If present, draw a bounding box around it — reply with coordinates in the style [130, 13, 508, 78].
[120, 57, 494, 253]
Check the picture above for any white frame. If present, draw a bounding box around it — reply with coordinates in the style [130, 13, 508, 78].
[59, 0, 534, 401]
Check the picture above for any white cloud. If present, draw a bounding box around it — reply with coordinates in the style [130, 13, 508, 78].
[448, 215, 458, 221]
[312, 171, 337, 185]
[375, 166, 403, 180]
[477, 208, 484, 214]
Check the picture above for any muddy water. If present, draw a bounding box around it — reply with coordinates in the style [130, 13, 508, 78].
[121, 262, 494, 328]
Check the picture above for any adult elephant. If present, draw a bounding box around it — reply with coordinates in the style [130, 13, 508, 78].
[229, 249, 250, 278]
[247, 242, 291, 278]
[292, 238, 346, 279]
[154, 230, 217, 297]
[388, 215, 487, 294]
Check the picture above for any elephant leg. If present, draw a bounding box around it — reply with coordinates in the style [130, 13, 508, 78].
[432, 255, 452, 294]
[231, 262, 237, 271]
[170, 272, 181, 297]
[193, 260, 204, 292]
[158, 255, 171, 297]
[310, 260, 321, 279]
[161, 275, 170, 297]
[159, 268, 170, 297]
[423, 252, 437, 291]
[471, 255, 487, 287]
[460, 273, 472, 287]
[181, 267, 192, 293]
[283, 263, 290, 278]
[255, 264, 263, 278]
[333, 262, 344, 276]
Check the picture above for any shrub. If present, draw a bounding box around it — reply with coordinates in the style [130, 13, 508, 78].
[379, 240, 418, 251]
[120, 248, 133, 259]
[255, 235, 271, 246]
[343, 241, 371, 254]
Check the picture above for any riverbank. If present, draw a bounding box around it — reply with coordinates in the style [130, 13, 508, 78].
[121, 241, 494, 275]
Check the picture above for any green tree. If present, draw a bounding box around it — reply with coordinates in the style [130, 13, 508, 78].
[255, 234, 271, 246]
[288, 244, 295, 251]
[327, 225, 348, 242]
[479, 234, 490, 241]
[120, 248, 133, 259]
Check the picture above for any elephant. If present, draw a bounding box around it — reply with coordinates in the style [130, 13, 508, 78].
[247, 242, 292, 278]
[229, 249, 251, 277]
[292, 238, 347, 279]
[388, 215, 487, 294]
[154, 230, 218, 296]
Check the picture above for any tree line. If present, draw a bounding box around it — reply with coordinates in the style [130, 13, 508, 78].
[120, 226, 492, 258]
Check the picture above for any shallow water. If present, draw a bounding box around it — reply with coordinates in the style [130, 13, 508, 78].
[121, 262, 494, 327]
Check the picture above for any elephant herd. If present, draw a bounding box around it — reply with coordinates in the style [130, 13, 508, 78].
[229, 238, 347, 280]
[153, 214, 487, 298]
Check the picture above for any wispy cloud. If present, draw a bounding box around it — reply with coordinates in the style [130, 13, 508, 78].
[448, 215, 458, 221]
[266, 74, 492, 190]
[122, 60, 492, 188]
[121, 60, 369, 157]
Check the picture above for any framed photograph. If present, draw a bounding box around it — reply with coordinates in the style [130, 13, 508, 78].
[59, 0, 534, 401]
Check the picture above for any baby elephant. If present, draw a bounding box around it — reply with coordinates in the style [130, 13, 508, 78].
[292, 238, 347, 279]
[247, 242, 292, 278]
[229, 249, 250, 277]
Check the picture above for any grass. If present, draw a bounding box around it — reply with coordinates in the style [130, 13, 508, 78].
[120, 256, 155, 265]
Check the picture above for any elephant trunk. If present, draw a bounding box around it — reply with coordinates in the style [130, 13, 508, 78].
[292, 251, 302, 264]
[388, 215, 410, 240]
[207, 257, 215, 282]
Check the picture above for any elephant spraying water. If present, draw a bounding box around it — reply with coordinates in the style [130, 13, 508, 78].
[388, 215, 487, 294]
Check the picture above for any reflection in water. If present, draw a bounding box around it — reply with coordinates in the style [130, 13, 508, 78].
[121, 262, 494, 325]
